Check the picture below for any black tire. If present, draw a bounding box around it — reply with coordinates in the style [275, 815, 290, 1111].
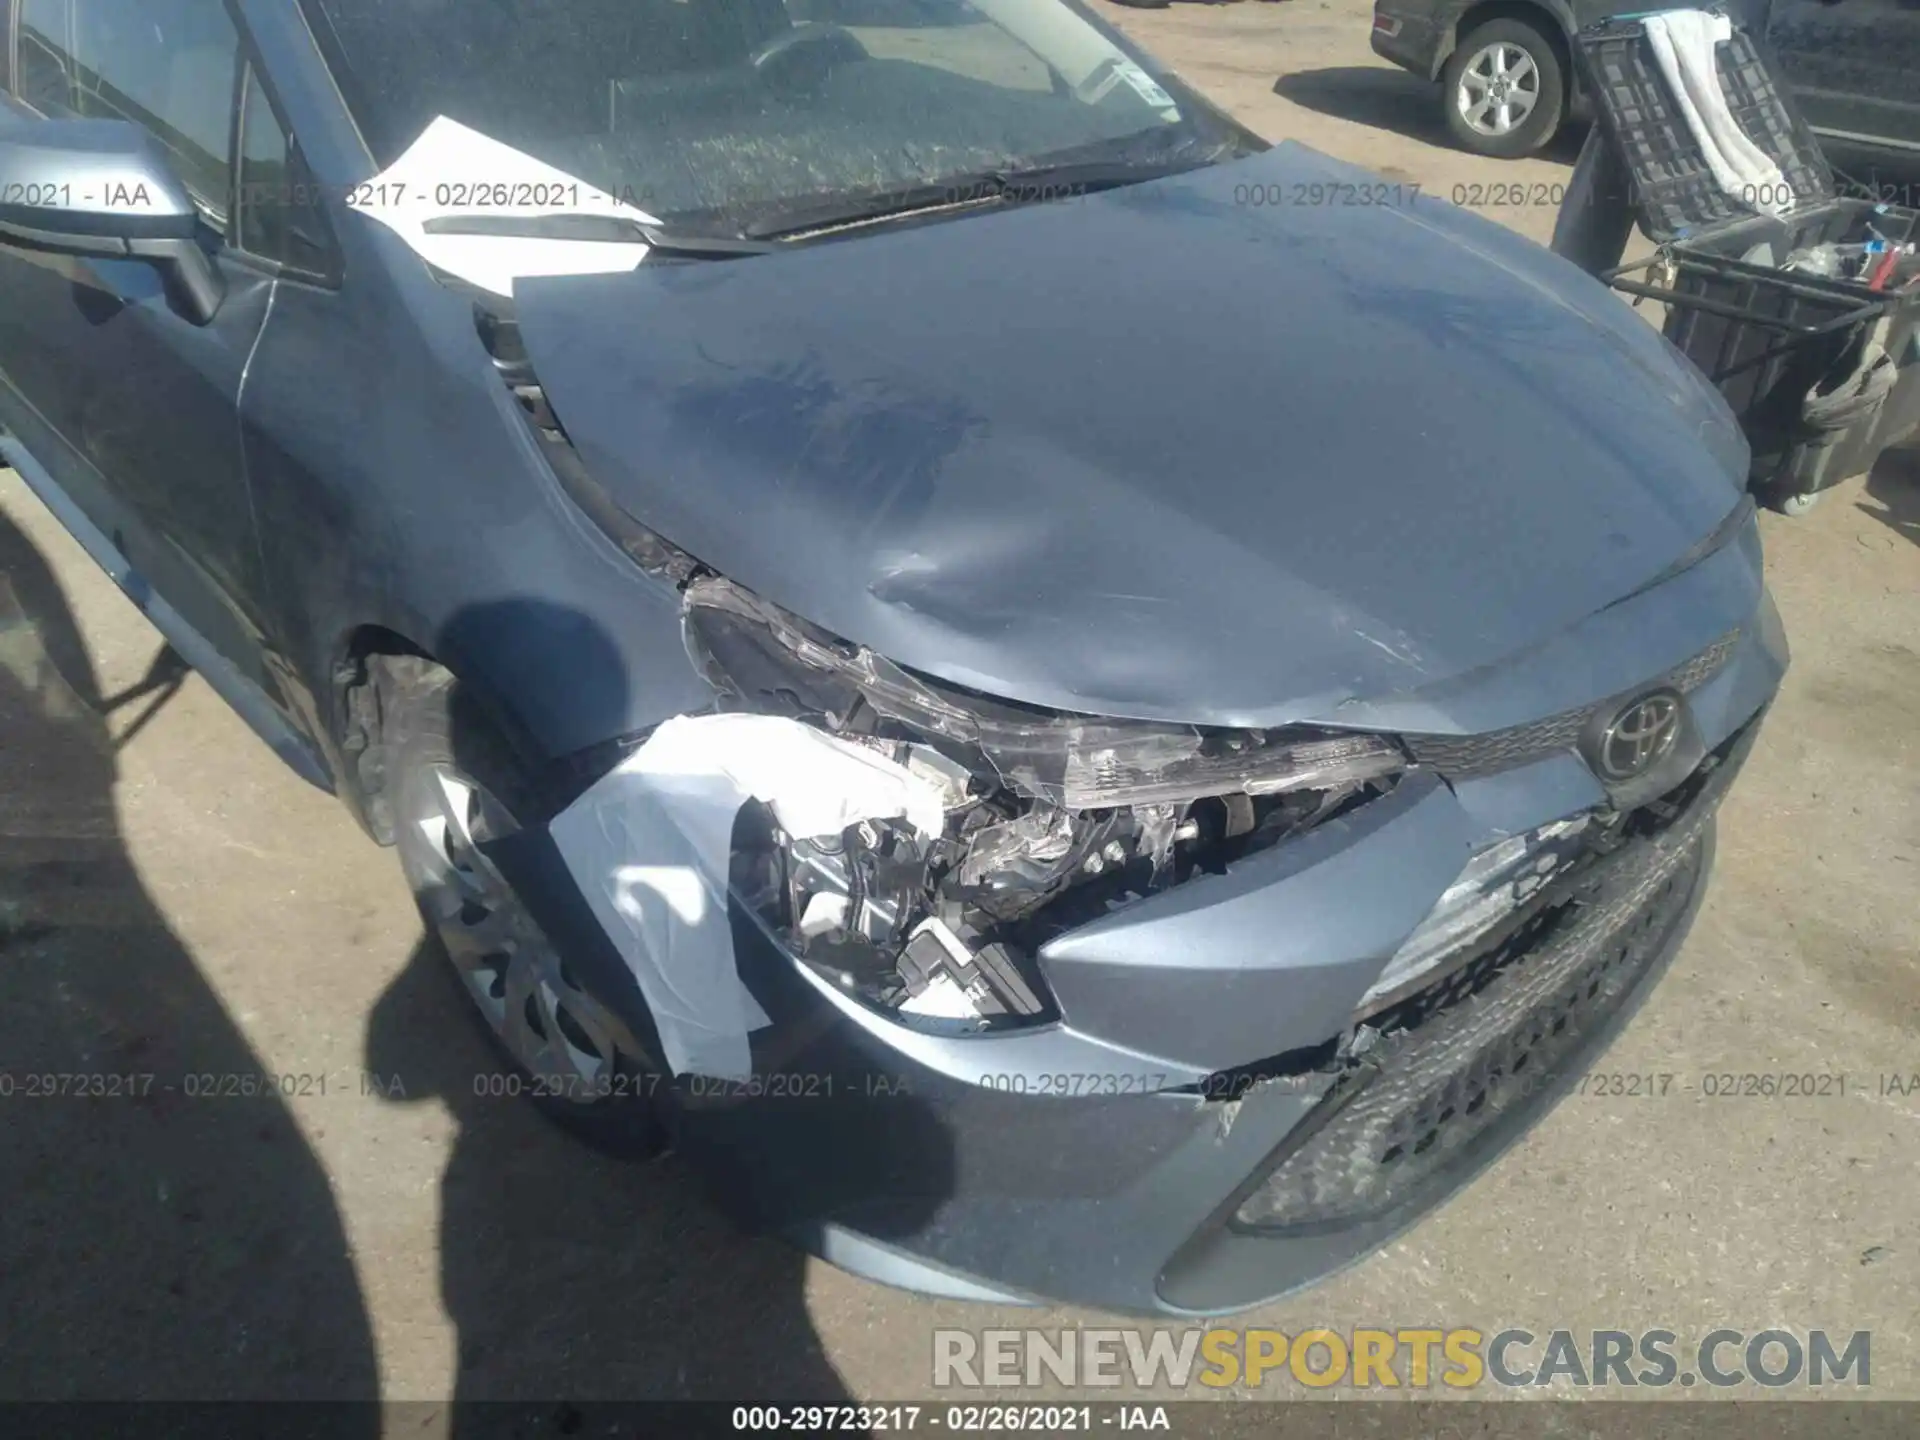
[1442, 18, 1567, 159]
[378, 657, 668, 1158]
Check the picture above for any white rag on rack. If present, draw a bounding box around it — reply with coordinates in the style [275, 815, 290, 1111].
[1642, 10, 1793, 217]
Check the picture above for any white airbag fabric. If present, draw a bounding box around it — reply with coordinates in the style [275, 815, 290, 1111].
[548, 714, 947, 1082]
[1641, 11, 1791, 217]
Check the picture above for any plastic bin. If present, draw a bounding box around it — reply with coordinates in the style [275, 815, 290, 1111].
[1572, 13, 1920, 507]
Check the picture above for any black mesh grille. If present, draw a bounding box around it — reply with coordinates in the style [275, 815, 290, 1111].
[1404, 630, 1739, 780]
[1227, 710, 1762, 1235]
[1232, 828, 1705, 1232]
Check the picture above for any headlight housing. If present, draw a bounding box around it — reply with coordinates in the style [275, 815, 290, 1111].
[685, 575, 1407, 1031]
[1358, 816, 1593, 1014]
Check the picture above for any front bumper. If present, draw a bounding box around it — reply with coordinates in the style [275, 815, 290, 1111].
[503, 546, 1785, 1314]
[651, 600, 1781, 1315]
[676, 711, 1747, 1315]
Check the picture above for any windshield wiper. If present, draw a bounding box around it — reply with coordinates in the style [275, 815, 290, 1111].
[742, 152, 1226, 241]
[421, 213, 775, 258]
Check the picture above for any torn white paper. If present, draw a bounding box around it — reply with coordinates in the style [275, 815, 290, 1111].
[347, 116, 661, 296]
[547, 714, 948, 1081]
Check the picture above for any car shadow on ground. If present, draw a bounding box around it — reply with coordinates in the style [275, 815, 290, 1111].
[0, 512, 949, 1427]
[1860, 438, 1920, 550]
[1273, 65, 1589, 163]
[359, 595, 960, 1432]
[363, 938, 868, 1419]
[0, 507, 379, 1415]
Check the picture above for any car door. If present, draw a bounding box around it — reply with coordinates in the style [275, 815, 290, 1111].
[1766, 0, 1920, 159]
[0, 0, 290, 708]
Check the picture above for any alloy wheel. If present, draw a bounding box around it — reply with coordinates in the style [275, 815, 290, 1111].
[1456, 42, 1541, 138]
[398, 764, 625, 1101]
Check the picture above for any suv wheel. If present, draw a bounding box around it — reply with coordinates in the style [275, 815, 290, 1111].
[1443, 19, 1567, 159]
[381, 660, 667, 1156]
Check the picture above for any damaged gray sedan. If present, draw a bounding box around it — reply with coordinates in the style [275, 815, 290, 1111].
[0, 0, 1784, 1313]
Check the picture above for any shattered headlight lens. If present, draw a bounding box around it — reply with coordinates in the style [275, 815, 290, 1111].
[683, 576, 1406, 810]
[685, 574, 1407, 1030]
[1358, 817, 1593, 1013]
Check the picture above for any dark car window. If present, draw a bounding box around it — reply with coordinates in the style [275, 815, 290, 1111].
[15, 0, 241, 223]
[235, 63, 340, 282]
[301, 0, 1239, 233]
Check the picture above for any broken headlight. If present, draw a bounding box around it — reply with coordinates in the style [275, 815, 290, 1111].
[691, 576, 1408, 1030]
[685, 577, 1404, 810]
[1356, 816, 1593, 1014]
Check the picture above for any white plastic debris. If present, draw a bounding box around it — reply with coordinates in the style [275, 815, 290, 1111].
[798, 891, 851, 939]
[347, 117, 660, 297]
[898, 973, 982, 1021]
[547, 714, 948, 1081]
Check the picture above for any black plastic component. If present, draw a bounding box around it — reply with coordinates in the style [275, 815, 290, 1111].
[1574, 13, 1920, 499]
[1573, 14, 1831, 244]
[971, 942, 1045, 1017]
[897, 924, 1045, 1018]
[1635, 206, 1919, 493]
[1224, 714, 1760, 1237]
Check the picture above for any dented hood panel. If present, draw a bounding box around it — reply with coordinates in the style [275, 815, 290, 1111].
[514, 143, 1749, 728]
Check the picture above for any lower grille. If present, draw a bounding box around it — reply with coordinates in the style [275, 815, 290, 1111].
[1230, 735, 1736, 1233]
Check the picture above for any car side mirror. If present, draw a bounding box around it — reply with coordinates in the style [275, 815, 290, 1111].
[0, 117, 225, 325]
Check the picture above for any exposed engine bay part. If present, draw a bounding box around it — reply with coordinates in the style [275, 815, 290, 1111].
[547, 712, 949, 1081]
[489, 314, 1405, 1048]
[897, 918, 1045, 1020]
[687, 575, 1402, 1030]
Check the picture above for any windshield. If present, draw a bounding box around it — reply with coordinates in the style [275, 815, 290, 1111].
[302, 0, 1249, 233]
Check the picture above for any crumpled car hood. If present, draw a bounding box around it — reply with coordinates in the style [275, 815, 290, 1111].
[514, 142, 1749, 728]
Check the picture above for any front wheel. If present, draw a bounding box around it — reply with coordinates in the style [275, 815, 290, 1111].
[382, 660, 667, 1156]
[1766, 487, 1826, 518]
[1442, 19, 1567, 159]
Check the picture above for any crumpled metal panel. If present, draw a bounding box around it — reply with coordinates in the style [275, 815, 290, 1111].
[514, 141, 1750, 731]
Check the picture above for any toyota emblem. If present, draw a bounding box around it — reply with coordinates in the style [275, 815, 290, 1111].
[1597, 692, 1682, 781]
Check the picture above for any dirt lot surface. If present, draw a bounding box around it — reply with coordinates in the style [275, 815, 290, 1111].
[0, 0, 1915, 1421]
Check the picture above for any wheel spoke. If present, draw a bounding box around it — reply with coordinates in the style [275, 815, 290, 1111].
[541, 979, 609, 1082]
[431, 770, 478, 848]
[549, 970, 622, 1069]
[400, 757, 638, 1103]
[501, 956, 560, 1079]
[437, 904, 517, 964]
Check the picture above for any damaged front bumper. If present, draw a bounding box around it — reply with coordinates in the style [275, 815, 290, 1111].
[698, 709, 1755, 1316]
[478, 574, 1783, 1313]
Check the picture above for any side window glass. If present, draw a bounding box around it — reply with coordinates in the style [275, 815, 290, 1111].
[235, 65, 340, 282]
[23, 0, 241, 224]
[17, 0, 77, 114]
